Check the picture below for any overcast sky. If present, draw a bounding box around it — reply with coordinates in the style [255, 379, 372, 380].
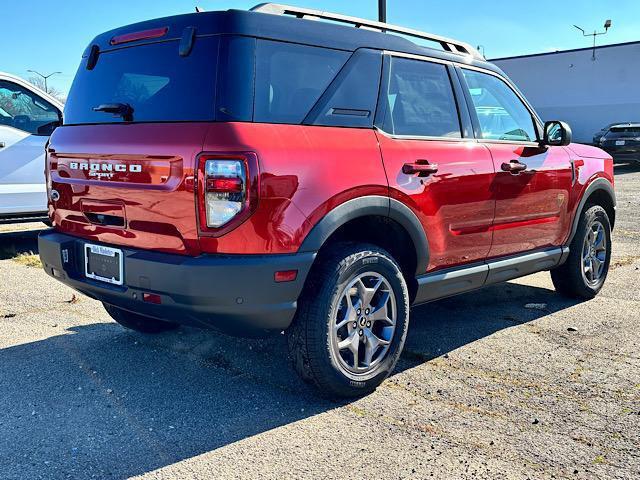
[3, 0, 638, 94]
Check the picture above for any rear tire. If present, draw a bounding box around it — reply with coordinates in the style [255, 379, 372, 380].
[103, 304, 180, 333]
[287, 243, 410, 398]
[551, 205, 611, 299]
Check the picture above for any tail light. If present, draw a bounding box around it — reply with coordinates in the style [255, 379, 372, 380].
[197, 153, 259, 236]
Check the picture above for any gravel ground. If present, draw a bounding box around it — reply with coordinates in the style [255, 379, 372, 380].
[0, 164, 638, 480]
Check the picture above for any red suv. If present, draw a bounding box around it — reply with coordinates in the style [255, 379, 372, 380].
[39, 4, 616, 397]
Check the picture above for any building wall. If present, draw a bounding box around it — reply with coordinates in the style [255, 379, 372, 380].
[493, 42, 640, 144]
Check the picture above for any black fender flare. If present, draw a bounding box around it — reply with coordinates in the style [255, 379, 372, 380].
[298, 195, 429, 275]
[567, 177, 616, 244]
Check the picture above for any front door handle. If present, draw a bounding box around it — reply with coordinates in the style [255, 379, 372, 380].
[402, 160, 439, 177]
[501, 160, 527, 174]
[0, 142, 5, 148]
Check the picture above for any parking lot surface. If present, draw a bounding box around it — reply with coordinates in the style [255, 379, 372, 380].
[1, 164, 639, 480]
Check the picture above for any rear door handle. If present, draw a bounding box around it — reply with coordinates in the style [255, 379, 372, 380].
[402, 160, 439, 177]
[501, 160, 527, 174]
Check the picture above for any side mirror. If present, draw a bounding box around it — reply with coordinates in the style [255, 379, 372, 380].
[36, 120, 61, 136]
[543, 120, 572, 147]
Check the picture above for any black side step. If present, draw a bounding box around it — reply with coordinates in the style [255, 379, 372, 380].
[414, 247, 568, 305]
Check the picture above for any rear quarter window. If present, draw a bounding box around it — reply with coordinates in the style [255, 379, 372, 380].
[254, 40, 349, 124]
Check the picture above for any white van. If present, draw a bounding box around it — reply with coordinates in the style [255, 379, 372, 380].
[0, 72, 63, 223]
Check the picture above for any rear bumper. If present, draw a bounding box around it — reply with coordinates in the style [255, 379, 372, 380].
[38, 230, 315, 336]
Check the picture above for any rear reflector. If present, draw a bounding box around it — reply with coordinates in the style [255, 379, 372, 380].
[110, 27, 168, 46]
[274, 270, 298, 283]
[206, 177, 243, 193]
[143, 293, 162, 304]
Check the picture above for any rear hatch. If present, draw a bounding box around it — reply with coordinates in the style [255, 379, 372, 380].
[49, 23, 225, 255]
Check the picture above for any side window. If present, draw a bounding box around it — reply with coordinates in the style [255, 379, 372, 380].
[0, 80, 59, 135]
[382, 57, 461, 138]
[307, 49, 382, 128]
[254, 40, 349, 124]
[461, 69, 537, 142]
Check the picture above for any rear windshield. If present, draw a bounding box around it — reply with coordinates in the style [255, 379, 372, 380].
[64, 38, 220, 125]
[609, 126, 640, 134]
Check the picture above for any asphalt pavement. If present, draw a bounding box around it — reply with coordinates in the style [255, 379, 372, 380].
[0, 163, 638, 480]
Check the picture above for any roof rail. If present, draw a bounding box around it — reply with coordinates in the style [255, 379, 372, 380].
[250, 3, 484, 60]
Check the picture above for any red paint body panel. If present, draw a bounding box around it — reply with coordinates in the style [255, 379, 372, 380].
[47, 121, 613, 270]
[48, 123, 208, 255]
[483, 143, 573, 258]
[375, 132, 495, 271]
[567, 143, 613, 160]
[562, 143, 614, 243]
[198, 123, 387, 254]
[48, 122, 387, 256]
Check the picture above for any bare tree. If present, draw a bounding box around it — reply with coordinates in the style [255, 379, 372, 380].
[27, 76, 66, 103]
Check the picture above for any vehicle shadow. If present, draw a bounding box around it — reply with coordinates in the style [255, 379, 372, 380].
[0, 280, 583, 478]
[0, 227, 43, 259]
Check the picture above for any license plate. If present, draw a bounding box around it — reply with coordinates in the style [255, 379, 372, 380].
[616, 140, 626, 146]
[84, 244, 123, 285]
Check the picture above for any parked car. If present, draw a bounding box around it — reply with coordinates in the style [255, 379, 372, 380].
[599, 122, 640, 164]
[593, 123, 620, 146]
[0, 72, 63, 224]
[39, 4, 616, 397]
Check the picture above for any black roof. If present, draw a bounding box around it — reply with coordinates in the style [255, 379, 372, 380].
[87, 8, 500, 74]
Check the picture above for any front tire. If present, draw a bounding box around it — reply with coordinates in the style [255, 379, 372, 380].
[551, 205, 611, 299]
[103, 304, 180, 333]
[287, 243, 410, 398]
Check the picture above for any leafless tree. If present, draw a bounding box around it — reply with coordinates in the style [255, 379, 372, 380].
[27, 76, 66, 103]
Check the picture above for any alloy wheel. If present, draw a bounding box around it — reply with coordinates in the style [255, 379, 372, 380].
[330, 272, 397, 375]
[581, 219, 607, 286]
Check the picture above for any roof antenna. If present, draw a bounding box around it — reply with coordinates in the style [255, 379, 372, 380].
[195, 6, 205, 12]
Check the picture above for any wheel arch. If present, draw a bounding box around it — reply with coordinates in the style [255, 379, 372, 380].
[568, 177, 616, 245]
[298, 196, 429, 278]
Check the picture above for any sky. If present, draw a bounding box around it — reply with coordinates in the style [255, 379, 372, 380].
[3, 0, 639, 95]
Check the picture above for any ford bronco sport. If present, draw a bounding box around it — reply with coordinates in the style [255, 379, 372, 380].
[39, 4, 616, 397]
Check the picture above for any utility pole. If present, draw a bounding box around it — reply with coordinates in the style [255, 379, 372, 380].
[573, 20, 612, 61]
[27, 70, 61, 94]
[378, 0, 386, 23]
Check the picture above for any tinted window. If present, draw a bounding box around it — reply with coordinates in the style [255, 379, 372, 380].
[307, 49, 382, 128]
[607, 126, 640, 136]
[382, 57, 461, 138]
[462, 69, 537, 142]
[216, 36, 255, 122]
[0, 80, 59, 134]
[254, 40, 349, 124]
[64, 37, 220, 124]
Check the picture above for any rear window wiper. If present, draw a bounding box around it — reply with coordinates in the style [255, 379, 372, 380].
[93, 103, 134, 122]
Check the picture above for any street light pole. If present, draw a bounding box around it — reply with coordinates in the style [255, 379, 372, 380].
[378, 0, 386, 23]
[573, 20, 612, 61]
[26, 70, 61, 94]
